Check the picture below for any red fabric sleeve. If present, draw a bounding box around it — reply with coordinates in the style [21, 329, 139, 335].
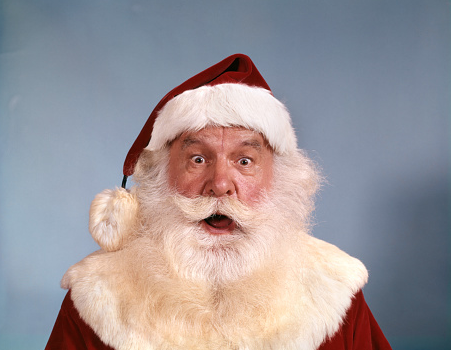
[318, 290, 392, 350]
[45, 291, 114, 350]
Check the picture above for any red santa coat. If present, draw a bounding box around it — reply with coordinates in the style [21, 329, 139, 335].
[46, 289, 391, 350]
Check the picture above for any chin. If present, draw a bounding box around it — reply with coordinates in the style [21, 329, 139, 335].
[161, 222, 269, 284]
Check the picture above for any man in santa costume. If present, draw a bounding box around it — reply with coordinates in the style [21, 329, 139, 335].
[46, 54, 392, 350]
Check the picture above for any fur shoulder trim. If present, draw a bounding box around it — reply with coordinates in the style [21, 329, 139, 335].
[62, 234, 368, 350]
[302, 235, 368, 296]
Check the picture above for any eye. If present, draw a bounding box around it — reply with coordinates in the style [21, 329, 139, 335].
[238, 157, 252, 166]
[191, 155, 205, 164]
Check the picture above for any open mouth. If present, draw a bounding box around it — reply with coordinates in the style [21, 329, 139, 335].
[203, 214, 234, 230]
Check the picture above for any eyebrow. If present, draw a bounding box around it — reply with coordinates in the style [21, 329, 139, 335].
[181, 136, 202, 149]
[241, 139, 263, 151]
[180, 135, 266, 152]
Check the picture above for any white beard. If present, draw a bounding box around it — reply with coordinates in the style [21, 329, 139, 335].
[138, 190, 292, 284]
[132, 147, 316, 285]
[62, 148, 369, 350]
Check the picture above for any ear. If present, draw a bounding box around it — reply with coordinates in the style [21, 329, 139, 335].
[89, 187, 138, 252]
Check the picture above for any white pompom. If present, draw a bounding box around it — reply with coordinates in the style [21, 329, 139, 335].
[89, 187, 138, 252]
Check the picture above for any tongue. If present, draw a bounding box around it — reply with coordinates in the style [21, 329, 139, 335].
[205, 215, 233, 229]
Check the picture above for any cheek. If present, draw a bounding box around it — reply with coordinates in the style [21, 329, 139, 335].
[262, 166, 274, 191]
[256, 158, 274, 192]
[167, 159, 180, 190]
[240, 163, 273, 202]
[177, 178, 201, 196]
[167, 148, 203, 196]
[237, 175, 272, 203]
[169, 170, 205, 197]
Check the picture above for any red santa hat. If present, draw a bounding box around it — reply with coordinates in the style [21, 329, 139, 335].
[89, 54, 298, 252]
[122, 53, 297, 185]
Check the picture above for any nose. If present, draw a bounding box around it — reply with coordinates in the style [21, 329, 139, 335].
[203, 158, 236, 197]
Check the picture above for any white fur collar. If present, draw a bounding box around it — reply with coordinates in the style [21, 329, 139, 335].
[62, 233, 367, 350]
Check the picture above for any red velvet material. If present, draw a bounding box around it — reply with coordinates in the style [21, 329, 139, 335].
[318, 291, 392, 350]
[45, 290, 391, 350]
[123, 54, 271, 177]
[45, 291, 114, 350]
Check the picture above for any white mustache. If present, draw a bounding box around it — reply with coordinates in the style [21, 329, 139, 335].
[172, 194, 269, 230]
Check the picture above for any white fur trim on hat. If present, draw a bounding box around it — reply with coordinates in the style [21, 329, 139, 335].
[89, 187, 138, 252]
[146, 84, 298, 154]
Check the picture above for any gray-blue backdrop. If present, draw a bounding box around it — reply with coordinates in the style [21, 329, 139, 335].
[1, 0, 449, 349]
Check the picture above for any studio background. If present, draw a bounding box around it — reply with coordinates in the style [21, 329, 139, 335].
[0, 0, 449, 349]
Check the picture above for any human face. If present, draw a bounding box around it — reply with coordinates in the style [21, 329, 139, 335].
[167, 126, 274, 234]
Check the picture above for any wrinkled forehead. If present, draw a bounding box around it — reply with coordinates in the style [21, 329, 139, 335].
[172, 126, 272, 152]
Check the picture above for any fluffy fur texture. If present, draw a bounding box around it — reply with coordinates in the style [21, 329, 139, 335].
[63, 147, 368, 350]
[89, 187, 138, 252]
[146, 84, 298, 155]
